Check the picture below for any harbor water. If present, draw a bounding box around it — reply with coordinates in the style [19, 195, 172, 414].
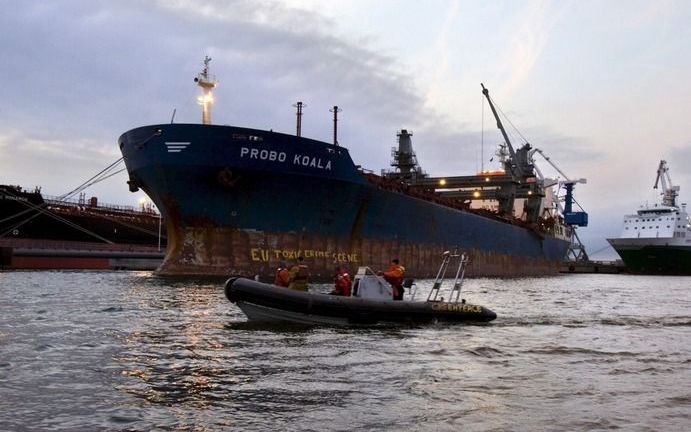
[1, 271, 690, 431]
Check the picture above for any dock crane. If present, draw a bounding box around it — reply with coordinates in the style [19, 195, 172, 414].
[653, 160, 679, 207]
[530, 148, 589, 261]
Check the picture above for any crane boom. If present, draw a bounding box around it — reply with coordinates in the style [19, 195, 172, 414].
[481, 84, 523, 177]
[531, 148, 569, 180]
[653, 160, 679, 207]
[654, 160, 665, 189]
[530, 147, 588, 227]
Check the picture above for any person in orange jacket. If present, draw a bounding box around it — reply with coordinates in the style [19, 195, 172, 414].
[330, 266, 352, 296]
[274, 261, 290, 287]
[383, 258, 405, 300]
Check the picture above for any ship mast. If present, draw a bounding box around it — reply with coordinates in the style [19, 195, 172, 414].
[194, 56, 218, 125]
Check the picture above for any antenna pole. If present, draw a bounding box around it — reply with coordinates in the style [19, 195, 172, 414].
[293, 101, 305, 137]
[330, 105, 342, 146]
[481, 93, 484, 172]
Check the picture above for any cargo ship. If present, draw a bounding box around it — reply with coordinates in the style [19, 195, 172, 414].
[0, 184, 165, 269]
[118, 57, 574, 278]
[607, 160, 691, 275]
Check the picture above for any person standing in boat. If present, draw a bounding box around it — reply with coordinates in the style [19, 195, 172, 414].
[330, 266, 352, 296]
[383, 258, 405, 300]
[274, 261, 290, 287]
[288, 256, 310, 291]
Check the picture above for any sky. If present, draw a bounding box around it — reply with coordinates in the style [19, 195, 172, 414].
[2, 0, 690, 259]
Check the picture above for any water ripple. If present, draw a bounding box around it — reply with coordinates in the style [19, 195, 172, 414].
[1, 272, 689, 430]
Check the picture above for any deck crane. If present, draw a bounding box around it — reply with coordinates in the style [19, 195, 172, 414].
[530, 148, 589, 261]
[653, 160, 679, 207]
[530, 162, 559, 218]
[481, 84, 524, 177]
[481, 84, 543, 219]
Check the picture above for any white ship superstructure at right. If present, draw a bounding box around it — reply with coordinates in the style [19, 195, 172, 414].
[607, 160, 691, 274]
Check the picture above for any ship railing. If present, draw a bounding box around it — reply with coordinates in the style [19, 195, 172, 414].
[42, 194, 159, 216]
[0, 237, 162, 252]
[361, 172, 569, 238]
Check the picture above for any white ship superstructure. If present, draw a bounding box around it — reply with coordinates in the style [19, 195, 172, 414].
[615, 204, 689, 243]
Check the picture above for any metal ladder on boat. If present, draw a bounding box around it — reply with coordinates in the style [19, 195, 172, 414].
[427, 249, 469, 303]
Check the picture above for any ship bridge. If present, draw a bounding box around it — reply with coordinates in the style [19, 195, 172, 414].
[637, 207, 677, 215]
[618, 207, 687, 240]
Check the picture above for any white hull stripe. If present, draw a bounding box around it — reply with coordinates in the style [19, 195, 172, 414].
[165, 142, 191, 153]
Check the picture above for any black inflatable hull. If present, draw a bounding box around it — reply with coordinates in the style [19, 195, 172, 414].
[224, 278, 497, 325]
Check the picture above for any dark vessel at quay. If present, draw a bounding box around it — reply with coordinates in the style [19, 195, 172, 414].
[118, 57, 577, 278]
[0, 184, 165, 270]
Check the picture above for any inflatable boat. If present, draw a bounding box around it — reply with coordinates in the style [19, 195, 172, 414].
[224, 255, 497, 325]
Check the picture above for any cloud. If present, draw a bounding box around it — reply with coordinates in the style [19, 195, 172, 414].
[501, 0, 573, 98]
[667, 144, 691, 202]
[7, 0, 536, 203]
[0, 128, 131, 202]
[423, 0, 460, 110]
[0, 0, 437, 202]
[626, 0, 677, 29]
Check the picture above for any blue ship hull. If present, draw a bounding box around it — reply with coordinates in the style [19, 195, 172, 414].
[119, 124, 570, 277]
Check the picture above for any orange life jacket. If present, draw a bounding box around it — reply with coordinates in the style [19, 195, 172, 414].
[274, 267, 290, 287]
[334, 270, 352, 296]
[383, 264, 405, 286]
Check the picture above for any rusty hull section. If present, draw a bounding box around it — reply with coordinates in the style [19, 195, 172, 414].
[157, 224, 560, 278]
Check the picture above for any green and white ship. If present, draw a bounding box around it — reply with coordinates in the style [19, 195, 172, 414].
[607, 160, 691, 274]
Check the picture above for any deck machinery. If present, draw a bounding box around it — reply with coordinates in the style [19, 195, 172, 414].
[385, 84, 587, 232]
